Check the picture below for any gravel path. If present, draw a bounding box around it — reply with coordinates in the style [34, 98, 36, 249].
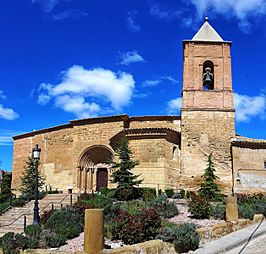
[169, 202, 224, 228]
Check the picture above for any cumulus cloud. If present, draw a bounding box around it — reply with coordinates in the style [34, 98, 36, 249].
[0, 105, 19, 121]
[32, 0, 65, 12]
[234, 93, 266, 122]
[37, 65, 135, 118]
[166, 97, 182, 114]
[0, 91, 19, 121]
[127, 11, 141, 32]
[119, 51, 145, 65]
[188, 0, 266, 33]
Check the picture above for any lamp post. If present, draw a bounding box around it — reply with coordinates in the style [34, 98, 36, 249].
[33, 144, 41, 225]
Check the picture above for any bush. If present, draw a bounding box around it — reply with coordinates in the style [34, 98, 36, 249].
[210, 203, 225, 220]
[188, 193, 210, 219]
[111, 208, 161, 245]
[44, 208, 83, 239]
[0, 202, 11, 214]
[114, 187, 141, 201]
[148, 195, 179, 218]
[72, 202, 93, 217]
[165, 189, 174, 198]
[44, 232, 66, 248]
[40, 209, 55, 224]
[25, 224, 42, 239]
[106, 189, 116, 199]
[100, 187, 109, 196]
[120, 200, 147, 215]
[180, 189, 186, 199]
[141, 188, 157, 201]
[157, 223, 200, 253]
[238, 204, 255, 220]
[11, 198, 26, 207]
[0, 232, 29, 254]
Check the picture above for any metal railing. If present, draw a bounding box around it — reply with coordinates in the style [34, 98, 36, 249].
[0, 188, 85, 232]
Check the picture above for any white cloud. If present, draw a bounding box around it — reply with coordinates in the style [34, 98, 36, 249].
[142, 80, 162, 87]
[0, 130, 23, 146]
[127, 11, 141, 32]
[188, 0, 266, 33]
[32, 0, 64, 12]
[119, 51, 145, 65]
[142, 76, 178, 87]
[0, 105, 19, 121]
[38, 65, 135, 118]
[166, 97, 182, 114]
[149, 3, 181, 21]
[234, 93, 266, 122]
[52, 9, 88, 20]
[0, 91, 6, 100]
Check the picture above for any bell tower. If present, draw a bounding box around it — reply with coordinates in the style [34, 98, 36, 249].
[181, 18, 235, 191]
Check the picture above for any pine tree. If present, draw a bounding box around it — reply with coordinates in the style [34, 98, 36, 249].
[20, 156, 45, 196]
[199, 154, 223, 202]
[0, 172, 12, 203]
[110, 138, 142, 200]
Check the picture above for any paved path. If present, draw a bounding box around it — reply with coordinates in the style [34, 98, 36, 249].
[226, 233, 266, 254]
[193, 218, 266, 254]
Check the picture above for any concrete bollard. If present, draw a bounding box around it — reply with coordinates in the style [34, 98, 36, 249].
[226, 195, 239, 224]
[84, 209, 104, 254]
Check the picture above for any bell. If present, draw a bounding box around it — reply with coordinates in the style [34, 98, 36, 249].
[203, 73, 213, 89]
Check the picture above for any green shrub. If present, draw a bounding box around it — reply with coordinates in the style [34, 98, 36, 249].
[44, 232, 66, 248]
[106, 189, 116, 199]
[120, 200, 147, 215]
[44, 208, 83, 239]
[100, 187, 109, 196]
[141, 188, 157, 201]
[179, 189, 186, 199]
[165, 189, 174, 198]
[0, 202, 11, 214]
[0, 232, 29, 254]
[111, 209, 161, 245]
[40, 209, 55, 224]
[188, 193, 210, 219]
[114, 187, 142, 201]
[238, 204, 255, 220]
[148, 195, 179, 218]
[80, 194, 112, 209]
[11, 198, 26, 207]
[157, 223, 200, 253]
[25, 224, 42, 239]
[210, 203, 225, 220]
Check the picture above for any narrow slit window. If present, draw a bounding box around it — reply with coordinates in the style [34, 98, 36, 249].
[264, 161, 266, 169]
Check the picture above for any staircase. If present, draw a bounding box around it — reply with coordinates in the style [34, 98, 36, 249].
[0, 193, 79, 237]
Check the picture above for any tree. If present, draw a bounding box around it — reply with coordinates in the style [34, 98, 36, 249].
[0, 172, 12, 203]
[20, 156, 45, 197]
[199, 154, 223, 202]
[110, 138, 142, 200]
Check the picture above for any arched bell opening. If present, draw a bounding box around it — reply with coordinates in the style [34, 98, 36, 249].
[202, 60, 214, 90]
[77, 145, 114, 192]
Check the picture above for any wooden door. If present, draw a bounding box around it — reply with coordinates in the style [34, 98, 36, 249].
[96, 168, 108, 191]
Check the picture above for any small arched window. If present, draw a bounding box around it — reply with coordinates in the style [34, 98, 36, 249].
[203, 60, 214, 90]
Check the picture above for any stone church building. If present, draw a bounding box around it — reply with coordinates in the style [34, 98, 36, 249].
[11, 19, 266, 194]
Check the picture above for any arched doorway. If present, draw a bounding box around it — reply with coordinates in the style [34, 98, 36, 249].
[77, 145, 113, 192]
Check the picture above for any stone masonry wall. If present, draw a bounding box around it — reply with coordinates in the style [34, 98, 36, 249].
[180, 111, 235, 191]
[233, 147, 266, 192]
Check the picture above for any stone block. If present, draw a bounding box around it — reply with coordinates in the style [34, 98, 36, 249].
[226, 196, 238, 223]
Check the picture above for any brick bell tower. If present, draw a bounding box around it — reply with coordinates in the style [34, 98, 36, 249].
[180, 18, 235, 191]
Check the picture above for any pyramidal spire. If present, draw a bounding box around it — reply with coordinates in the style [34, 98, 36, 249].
[192, 18, 224, 42]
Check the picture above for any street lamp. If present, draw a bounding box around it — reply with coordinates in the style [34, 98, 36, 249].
[32, 144, 41, 225]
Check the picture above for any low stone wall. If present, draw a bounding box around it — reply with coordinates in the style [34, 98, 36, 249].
[101, 240, 176, 254]
[197, 214, 264, 243]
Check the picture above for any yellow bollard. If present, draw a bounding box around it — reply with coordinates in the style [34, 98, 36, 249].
[84, 209, 104, 254]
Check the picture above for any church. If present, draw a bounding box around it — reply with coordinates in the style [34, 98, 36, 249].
[11, 19, 266, 194]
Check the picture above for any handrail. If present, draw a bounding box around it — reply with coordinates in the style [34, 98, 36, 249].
[0, 205, 12, 215]
[0, 189, 85, 229]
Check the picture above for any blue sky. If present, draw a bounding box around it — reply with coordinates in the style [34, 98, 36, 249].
[1, 0, 266, 171]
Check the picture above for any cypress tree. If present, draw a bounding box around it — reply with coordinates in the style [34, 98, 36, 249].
[110, 138, 142, 200]
[0, 172, 12, 203]
[199, 154, 223, 202]
[20, 156, 45, 196]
